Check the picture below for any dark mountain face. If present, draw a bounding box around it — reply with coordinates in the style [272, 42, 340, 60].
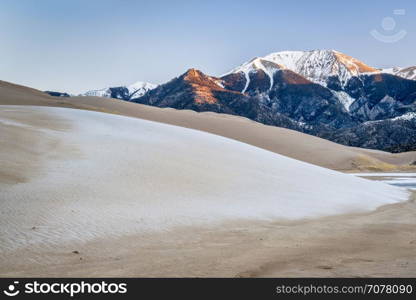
[215, 72, 246, 92]
[221, 69, 356, 128]
[44, 91, 70, 97]
[245, 69, 272, 93]
[136, 69, 303, 131]
[267, 70, 355, 128]
[344, 74, 416, 121]
[108, 87, 131, 100]
[319, 118, 416, 153]
[103, 86, 152, 101]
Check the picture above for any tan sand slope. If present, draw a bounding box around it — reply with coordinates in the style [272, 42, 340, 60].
[1, 80, 415, 171]
[3, 193, 415, 277]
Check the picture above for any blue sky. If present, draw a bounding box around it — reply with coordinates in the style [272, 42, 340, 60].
[0, 0, 414, 93]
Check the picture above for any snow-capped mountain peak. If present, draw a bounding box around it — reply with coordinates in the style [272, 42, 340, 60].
[382, 66, 416, 81]
[263, 49, 378, 86]
[397, 66, 416, 80]
[82, 81, 157, 100]
[262, 50, 305, 71]
[225, 49, 378, 88]
[225, 57, 285, 75]
[82, 87, 111, 98]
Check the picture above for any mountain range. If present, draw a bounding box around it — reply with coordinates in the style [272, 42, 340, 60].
[80, 50, 416, 152]
[83, 81, 157, 101]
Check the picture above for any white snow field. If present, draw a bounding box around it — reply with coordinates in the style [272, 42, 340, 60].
[0, 106, 409, 251]
[351, 173, 416, 191]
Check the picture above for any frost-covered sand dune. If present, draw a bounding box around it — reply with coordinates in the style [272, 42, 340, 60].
[0, 106, 408, 255]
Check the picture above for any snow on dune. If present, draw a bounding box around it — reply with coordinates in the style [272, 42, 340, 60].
[0, 106, 409, 251]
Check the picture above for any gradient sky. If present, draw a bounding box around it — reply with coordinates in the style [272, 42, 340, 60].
[1, 0, 415, 94]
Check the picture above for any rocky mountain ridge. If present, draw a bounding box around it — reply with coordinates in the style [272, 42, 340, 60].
[80, 50, 416, 152]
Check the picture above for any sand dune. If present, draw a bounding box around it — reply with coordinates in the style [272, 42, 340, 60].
[0, 105, 414, 277]
[1, 80, 415, 171]
[3, 194, 415, 277]
[1, 106, 407, 251]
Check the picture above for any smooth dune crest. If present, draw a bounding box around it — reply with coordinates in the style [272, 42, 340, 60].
[0, 106, 409, 251]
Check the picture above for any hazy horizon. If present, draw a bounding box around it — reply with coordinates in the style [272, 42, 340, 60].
[1, 0, 414, 94]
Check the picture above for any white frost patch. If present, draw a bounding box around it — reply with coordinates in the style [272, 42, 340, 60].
[391, 112, 416, 121]
[0, 106, 409, 251]
[242, 71, 250, 93]
[214, 80, 225, 89]
[364, 112, 416, 124]
[351, 173, 416, 191]
[349, 173, 416, 177]
[333, 91, 356, 111]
